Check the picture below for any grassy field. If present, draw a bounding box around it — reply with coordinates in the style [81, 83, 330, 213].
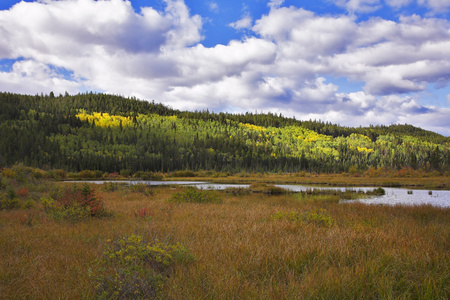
[0, 177, 449, 299]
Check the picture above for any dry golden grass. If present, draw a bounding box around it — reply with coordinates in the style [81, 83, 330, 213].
[0, 182, 449, 299]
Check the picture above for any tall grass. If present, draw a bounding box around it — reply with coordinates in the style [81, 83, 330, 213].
[0, 181, 449, 299]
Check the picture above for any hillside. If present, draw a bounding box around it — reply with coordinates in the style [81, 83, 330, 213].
[0, 92, 449, 174]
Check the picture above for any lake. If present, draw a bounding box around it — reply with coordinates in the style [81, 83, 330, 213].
[70, 180, 450, 208]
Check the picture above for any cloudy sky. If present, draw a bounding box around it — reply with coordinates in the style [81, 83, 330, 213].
[1, 0, 450, 135]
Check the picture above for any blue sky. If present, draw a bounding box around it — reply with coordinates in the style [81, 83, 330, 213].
[1, 0, 450, 135]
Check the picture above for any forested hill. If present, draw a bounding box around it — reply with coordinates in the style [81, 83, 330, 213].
[0, 92, 449, 174]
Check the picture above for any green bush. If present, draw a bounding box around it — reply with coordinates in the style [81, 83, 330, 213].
[373, 187, 386, 195]
[171, 170, 197, 177]
[0, 197, 22, 210]
[250, 183, 287, 194]
[271, 210, 302, 222]
[305, 208, 334, 227]
[169, 187, 222, 204]
[40, 197, 90, 221]
[91, 234, 193, 299]
[0, 174, 6, 190]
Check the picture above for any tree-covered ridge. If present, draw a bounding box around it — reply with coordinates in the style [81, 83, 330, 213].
[0, 92, 448, 173]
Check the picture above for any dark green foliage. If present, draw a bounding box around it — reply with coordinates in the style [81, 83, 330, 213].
[0, 197, 22, 210]
[373, 187, 386, 195]
[249, 183, 287, 194]
[0, 92, 448, 174]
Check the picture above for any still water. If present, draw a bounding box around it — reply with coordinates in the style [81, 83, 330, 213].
[73, 181, 450, 208]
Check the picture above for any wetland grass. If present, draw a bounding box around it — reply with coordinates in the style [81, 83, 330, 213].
[0, 180, 449, 299]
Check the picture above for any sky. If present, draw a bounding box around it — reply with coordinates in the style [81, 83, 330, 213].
[1, 1, 450, 136]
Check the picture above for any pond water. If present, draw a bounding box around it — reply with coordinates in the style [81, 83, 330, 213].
[275, 185, 450, 208]
[343, 188, 450, 208]
[69, 180, 450, 208]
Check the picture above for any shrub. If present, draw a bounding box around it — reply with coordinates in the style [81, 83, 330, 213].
[78, 170, 97, 179]
[10, 164, 30, 183]
[6, 187, 17, 200]
[305, 208, 334, 227]
[135, 206, 153, 221]
[0, 197, 21, 210]
[67, 172, 79, 179]
[171, 170, 197, 178]
[40, 196, 90, 221]
[250, 183, 286, 194]
[91, 234, 193, 299]
[0, 175, 5, 190]
[169, 187, 222, 204]
[61, 183, 105, 217]
[119, 169, 132, 177]
[133, 171, 164, 181]
[47, 169, 67, 179]
[32, 169, 46, 179]
[17, 187, 29, 198]
[373, 187, 386, 196]
[41, 184, 108, 221]
[271, 210, 302, 222]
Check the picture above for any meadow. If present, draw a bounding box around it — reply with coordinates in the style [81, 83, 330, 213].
[1, 169, 449, 299]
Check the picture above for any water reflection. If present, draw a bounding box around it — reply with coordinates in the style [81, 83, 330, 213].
[69, 180, 450, 208]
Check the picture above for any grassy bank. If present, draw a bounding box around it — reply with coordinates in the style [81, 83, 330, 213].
[1, 175, 449, 299]
[177, 173, 450, 190]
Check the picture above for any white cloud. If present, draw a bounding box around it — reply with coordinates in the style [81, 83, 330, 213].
[0, 60, 81, 95]
[268, 0, 285, 9]
[418, 0, 450, 12]
[334, 0, 382, 13]
[208, 1, 219, 13]
[229, 15, 253, 30]
[385, 0, 413, 8]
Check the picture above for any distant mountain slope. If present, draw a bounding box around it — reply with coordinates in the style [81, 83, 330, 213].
[0, 92, 448, 173]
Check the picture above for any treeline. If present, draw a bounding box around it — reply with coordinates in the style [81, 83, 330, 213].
[0, 92, 449, 174]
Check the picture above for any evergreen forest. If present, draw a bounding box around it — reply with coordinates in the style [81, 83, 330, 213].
[0, 92, 449, 174]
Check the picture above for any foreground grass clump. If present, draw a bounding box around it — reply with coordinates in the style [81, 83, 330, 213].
[169, 186, 222, 203]
[91, 234, 193, 299]
[41, 183, 109, 221]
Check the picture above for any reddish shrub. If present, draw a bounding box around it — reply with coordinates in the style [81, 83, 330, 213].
[58, 184, 105, 217]
[134, 206, 153, 220]
[17, 187, 29, 197]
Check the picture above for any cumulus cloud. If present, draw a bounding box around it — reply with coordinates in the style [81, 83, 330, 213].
[334, 0, 382, 13]
[337, 0, 450, 14]
[418, 0, 450, 12]
[0, 0, 450, 135]
[229, 15, 253, 30]
[385, 0, 413, 8]
[0, 59, 81, 95]
[268, 0, 285, 9]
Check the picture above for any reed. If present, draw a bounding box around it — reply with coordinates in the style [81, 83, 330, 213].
[0, 181, 448, 299]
